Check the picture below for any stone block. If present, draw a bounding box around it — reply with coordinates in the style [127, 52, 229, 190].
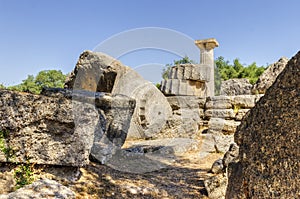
[232, 95, 261, 109]
[204, 109, 235, 119]
[204, 174, 228, 199]
[0, 179, 75, 199]
[0, 89, 135, 166]
[205, 96, 232, 109]
[208, 118, 240, 134]
[178, 80, 187, 95]
[65, 51, 172, 140]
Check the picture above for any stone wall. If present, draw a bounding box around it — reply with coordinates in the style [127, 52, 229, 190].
[159, 94, 262, 153]
[204, 95, 262, 153]
[161, 64, 208, 96]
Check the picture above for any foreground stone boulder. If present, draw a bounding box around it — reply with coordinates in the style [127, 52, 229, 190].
[252, 57, 288, 94]
[226, 52, 300, 198]
[0, 89, 135, 166]
[65, 51, 172, 139]
[0, 179, 75, 199]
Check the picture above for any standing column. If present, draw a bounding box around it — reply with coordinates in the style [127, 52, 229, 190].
[195, 38, 219, 96]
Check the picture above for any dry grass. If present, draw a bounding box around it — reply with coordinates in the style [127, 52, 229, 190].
[0, 139, 222, 199]
[69, 149, 222, 199]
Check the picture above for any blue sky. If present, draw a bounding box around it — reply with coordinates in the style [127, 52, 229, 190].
[0, 0, 299, 85]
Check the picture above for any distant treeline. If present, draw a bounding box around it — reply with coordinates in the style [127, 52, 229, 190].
[161, 56, 266, 94]
[1, 56, 266, 95]
[0, 70, 66, 94]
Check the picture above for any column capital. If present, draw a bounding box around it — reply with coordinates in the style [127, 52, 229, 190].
[195, 38, 219, 50]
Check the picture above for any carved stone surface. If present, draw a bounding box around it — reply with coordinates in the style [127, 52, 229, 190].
[161, 96, 204, 138]
[252, 57, 288, 94]
[0, 89, 135, 166]
[65, 51, 171, 139]
[204, 174, 227, 199]
[0, 179, 75, 199]
[226, 52, 300, 198]
[220, 78, 252, 96]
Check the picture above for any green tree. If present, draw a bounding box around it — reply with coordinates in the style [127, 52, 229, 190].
[7, 75, 39, 94]
[215, 56, 265, 84]
[7, 70, 66, 94]
[35, 70, 66, 89]
[162, 56, 195, 80]
[0, 84, 5, 89]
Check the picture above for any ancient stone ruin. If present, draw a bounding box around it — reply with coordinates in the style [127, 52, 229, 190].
[220, 78, 253, 96]
[161, 38, 219, 97]
[0, 36, 297, 198]
[0, 89, 135, 166]
[65, 51, 172, 140]
[252, 57, 288, 94]
[226, 51, 300, 198]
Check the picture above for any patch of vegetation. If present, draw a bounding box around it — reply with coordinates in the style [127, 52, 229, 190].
[14, 163, 35, 189]
[155, 83, 161, 90]
[0, 130, 14, 161]
[233, 105, 241, 114]
[1, 130, 35, 189]
[215, 56, 265, 84]
[7, 70, 66, 94]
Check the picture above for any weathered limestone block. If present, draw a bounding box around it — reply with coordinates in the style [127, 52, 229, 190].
[208, 118, 240, 134]
[232, 95, 262, 109]
[0, 179, 75, 199]
[211, 158, 224, 174]
[198, 133, 216, 158]
[204, 109, 235, 119]
[210, 142, 239, 175]
[183, 64, 193, 79]
[222, 142, 239, 168]
[42, 88, 136, 164]
[205, 96, 232, 109]
[170, 79, 180, 95]
[161, 96, 204, 138]
[204, 174, 228, 199]
[252, 57, 288, 94]
[167, 96, 205, 110]
[170, 67, 176, 79]
[176, 65, 184, 79]
[0, 89, 135, 166]
[178, 80, 187, 95]
[208, 130, 234, 153]
[160, 63, 209, 97]
[226, 52, 300, 198]
[208, 118, 240, 153]
[65, 51, 171, 140]
[220, 78, 252, 96]
[0, 171, 15, 194]
[161, 79, 172, 95]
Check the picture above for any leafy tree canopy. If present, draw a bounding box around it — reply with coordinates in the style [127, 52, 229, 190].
[7, 70, 66, 94]
[215, 56, 265, 84]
